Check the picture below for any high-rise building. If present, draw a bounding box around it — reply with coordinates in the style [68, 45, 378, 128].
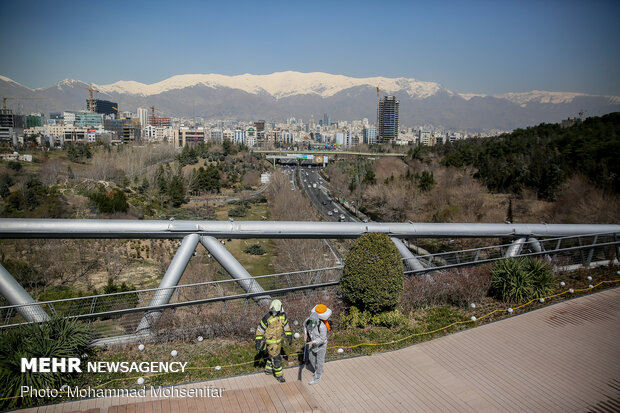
[363, 126, 377, 145]
[137, 107, 149, 126]
[323, 113, 330, 127]
[87, 99, 117, 116]
[0, 109, 14, 128]
[377, 96, 399, 144]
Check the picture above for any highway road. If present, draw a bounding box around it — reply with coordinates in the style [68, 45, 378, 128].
[296, 166, 354, 223]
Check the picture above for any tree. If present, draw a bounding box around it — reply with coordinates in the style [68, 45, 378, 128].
[167, 175, 186, 207]
[88, 187, 129, 213]
[7, 161, 21, 172]
[362, 169, 376, 185]
[417, 171, 435, 192]
[341, 233, 404, 314]
[0, 174, 12, 199]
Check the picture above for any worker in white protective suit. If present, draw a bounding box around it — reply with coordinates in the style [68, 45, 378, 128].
[303, 304, 331, 385]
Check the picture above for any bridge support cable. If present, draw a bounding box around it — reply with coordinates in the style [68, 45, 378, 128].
[391, 237, 426, 272]
[505, 237, 527, 258]
[200, 236, 271, 305]
[0, 262, 50, 323]
[136, 233, 199, 334]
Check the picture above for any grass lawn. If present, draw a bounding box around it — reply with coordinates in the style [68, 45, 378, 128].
[213, 202, 276, 277]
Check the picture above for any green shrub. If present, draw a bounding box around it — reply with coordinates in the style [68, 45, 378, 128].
[370, 309, 408, 328]
[244, 243, 266, 255]
[523, 258, 555, 298]
[0, 317, 92, 409]
[7, 160, 22, 171]
[88, 187, 129, 213]
[340, 306, 372, 329]
[341, 306, 408, 329]
[490, 257, 555, 303]
[228, 204, 248, 217]
[341, 233, 404, 314]
[433, 204, 461, 222]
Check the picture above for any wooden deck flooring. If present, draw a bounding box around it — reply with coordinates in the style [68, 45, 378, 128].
[15, 287, 620, 413]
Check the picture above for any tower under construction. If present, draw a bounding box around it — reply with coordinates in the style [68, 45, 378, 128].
[377, 96, 399, 144]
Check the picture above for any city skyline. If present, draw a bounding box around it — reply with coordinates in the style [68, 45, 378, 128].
[1, 0, 619, 96]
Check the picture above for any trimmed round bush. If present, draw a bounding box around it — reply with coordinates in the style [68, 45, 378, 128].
[341, 233, 404, 314]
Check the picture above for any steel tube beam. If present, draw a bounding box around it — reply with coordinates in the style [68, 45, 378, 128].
[199, 236, 271, 305]
[527, 237, 543, 253]
[0, 263, 50, 323]
[391, 237, 425, 272]
[1, 219, 618, 239]
[136, 233, 199, 333]
[505, 237, 527, 257]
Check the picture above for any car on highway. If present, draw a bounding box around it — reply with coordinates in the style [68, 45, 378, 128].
[333, 208, 338, 213]
[327, 211, 333, 216]
[339, 214, 346, 221]
[321, 201, 327, 205]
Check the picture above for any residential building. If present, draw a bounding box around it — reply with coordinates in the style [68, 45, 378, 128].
[363, 126, 377, 145]
[138, 107, 149, 126]
[419, 129, 431, 146]
[210, 128, 222, 143]
[223, 129, 234, 142]
[234, 129, 245, 145]
[143, 125, 169, 143]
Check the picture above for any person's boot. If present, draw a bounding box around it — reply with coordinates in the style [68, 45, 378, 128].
[309, 373, 321, 385]
[276, 376, 286, 383]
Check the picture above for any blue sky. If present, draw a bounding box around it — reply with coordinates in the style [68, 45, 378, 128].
[1, 0, 619, 95]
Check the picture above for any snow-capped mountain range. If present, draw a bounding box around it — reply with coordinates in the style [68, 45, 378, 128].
[2, 71, 619, 132]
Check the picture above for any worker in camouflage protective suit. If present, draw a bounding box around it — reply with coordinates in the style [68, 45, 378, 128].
[255, 299, 293, 383]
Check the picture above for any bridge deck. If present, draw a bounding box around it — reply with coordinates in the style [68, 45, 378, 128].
[18, 287, 620, 413]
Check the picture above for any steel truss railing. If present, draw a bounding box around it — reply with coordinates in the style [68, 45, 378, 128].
[0, 217, 618, 342]
[1, 232, 617, 340]
[0, 266, 343, 334]
[403, 232, 619, 275]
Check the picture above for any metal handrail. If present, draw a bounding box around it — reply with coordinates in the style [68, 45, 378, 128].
[0, 280, 342, 329]
[0, 265, 344, 311]
[404, 239, 619, 275]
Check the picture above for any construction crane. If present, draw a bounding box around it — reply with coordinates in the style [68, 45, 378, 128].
[149, 105, 161, 118]
[73, 83, 100, 112]
[112, 106, 123, 120]
[2, 96, 45, 110]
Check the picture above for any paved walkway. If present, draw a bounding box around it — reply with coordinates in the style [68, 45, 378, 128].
[17, 288, 620, 412]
